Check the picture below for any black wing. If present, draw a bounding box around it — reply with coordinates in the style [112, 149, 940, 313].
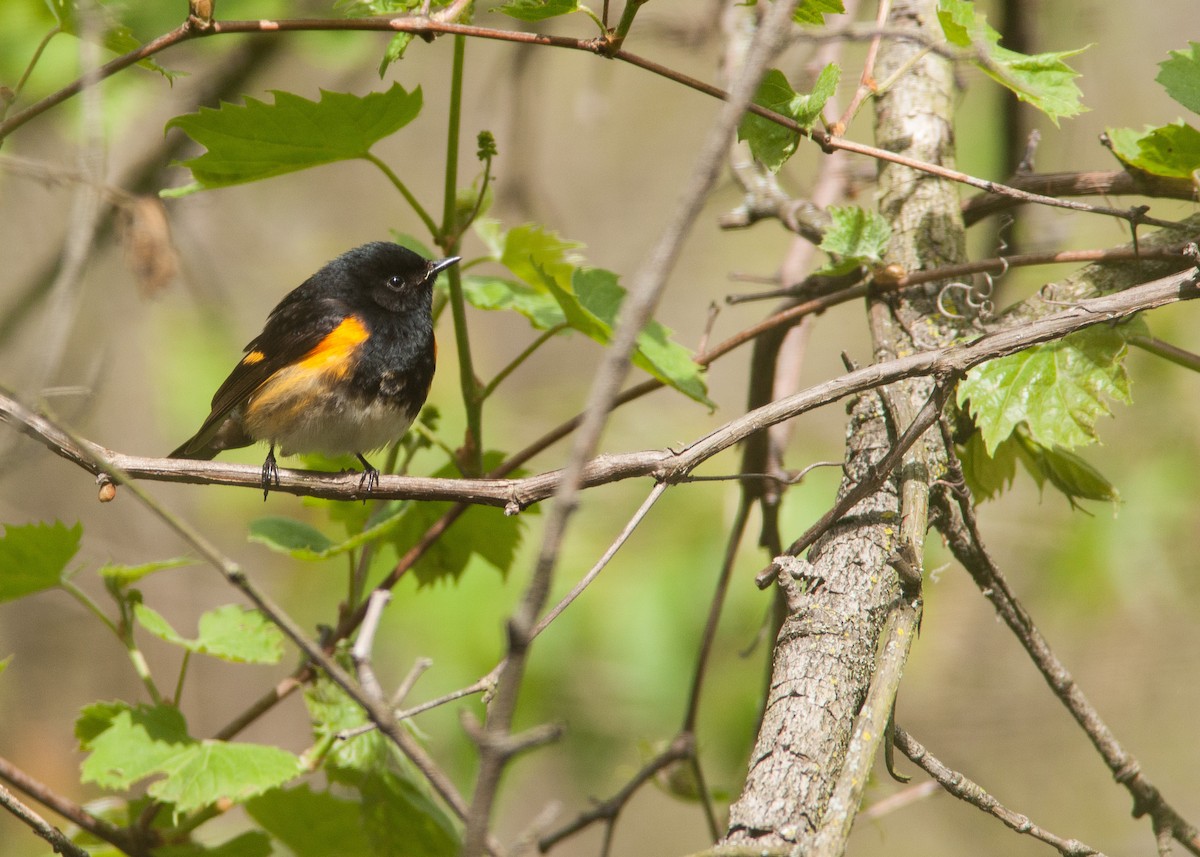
[170, 292, 349, 457]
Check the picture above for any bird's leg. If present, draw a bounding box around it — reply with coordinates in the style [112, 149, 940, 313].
[355, 453, 380, 496]
[261, 445, 280, 501]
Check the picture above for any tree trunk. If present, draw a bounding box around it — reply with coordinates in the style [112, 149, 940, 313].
[722, 1, 965, 851]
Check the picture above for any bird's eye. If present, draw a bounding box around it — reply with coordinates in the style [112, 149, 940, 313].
[386, 275, 404, 291]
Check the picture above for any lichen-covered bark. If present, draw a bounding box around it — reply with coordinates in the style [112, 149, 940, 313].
[723, 1, 965, 851]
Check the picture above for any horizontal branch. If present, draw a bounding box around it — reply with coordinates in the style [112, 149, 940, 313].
[3, 267, 1196, 506]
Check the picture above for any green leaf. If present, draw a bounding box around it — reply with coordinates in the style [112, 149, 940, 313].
[78, 701, 301, 813]
[958, 429, 1017, 501]
[793, 0, 846, 26]
[462, 275, 567, 330]
[98, 557, 193, 586]
[248, 517, 335, 557]
[1014, 431, 1119, 508]
[134, 604, 285, 664]
[249, 508, 410, 561]
[737, 65, 840, 172]
[958, 322, 1140, 454]
[303, 679, 461, 856]
[1106, 122, 1200, 180]
[818, 205, 891, 266]
[164, 84, 423, 195]
[246, 786, 373, 857]
[150, 742, 303, 814]
[1157, 42, 1200, 115]
[79, 703, 192, 789]
[46, 0, 177, 80]
[937, 0, 1087, 123]
[479, 221, 713, 405]
[378, 33, 415, 77]
[388, 452, 527, 585]
[493, 0, 580, 22]
[0, 520, 81, 602]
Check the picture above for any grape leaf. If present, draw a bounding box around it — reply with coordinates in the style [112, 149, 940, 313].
[249, 509, 409, 561]
[1106, 122, 1200, 180]
[1013, 430, 1119, 508]
[937, 0, 1087, 124]
[793, 0, 846, 26]
[477, 221, 713, 406]
[1157, 42, 1200, 115]
[0, 520, 81, 602]
[388, 452, 527, 585]
[164, 85, 423, 196]
[818, 205, 891, 269]
[958, 323, 1139, 455]
[461, 275, 567, 330]
[79, 702, 301, 814]
[303, 679, 461, 856]
[246, 786, 372, 857]
[134, 604, 285, 664]
[493, 0, 580, 21]
[737, 65, 840, 172]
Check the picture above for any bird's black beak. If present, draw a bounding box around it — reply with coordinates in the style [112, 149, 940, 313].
[427, 256, 461, 280]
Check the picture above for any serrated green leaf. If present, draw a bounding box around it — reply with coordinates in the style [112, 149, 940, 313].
[958, 323, 1140, 454]
[379, 33, 415, 77]
[47, 0, 177, 80]
[1106, 122, 1200, 180]
[958, 430, 1018, 501]
[78, 702, 301, 812]
[246, 786, 373, 857]
[164, 84, 423, 194]
[1157, 42, 1200, 115]
[793, 0, 845, 26]
[154, 831, 273, 857]
[937, 0, 1087, 123]
[135, 604, 284, 664]
[737, 65, 839, 172]
[356, 768, 460, 857]
[249, 517, 334, 557]
[388, 452, 527, 584]
[479, 221, 713, 405]
[249, 507, 410, 561]
[1015, 431, 1119, 508]
[493, 0, 580, 22]
[0, 520, 81, 602]
[304, 677, 460, 855]
[819, 205, 891, 265]
[149, 742, 303, 814]
[98, 557, 193, 586]
[462, 275, 567, 330]
[193, 605, 285, 663]
[79, 703, 191, 789]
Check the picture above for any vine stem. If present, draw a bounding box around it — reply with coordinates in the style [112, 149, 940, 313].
[440, 34, 484, 475]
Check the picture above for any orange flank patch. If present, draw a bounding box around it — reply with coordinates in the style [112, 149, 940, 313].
[297, 315, 369, 377]
[242, 350, 266, 365]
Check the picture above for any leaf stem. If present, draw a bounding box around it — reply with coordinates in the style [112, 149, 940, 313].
[441, 34, 484, 475]
[362, 152, 438, 237]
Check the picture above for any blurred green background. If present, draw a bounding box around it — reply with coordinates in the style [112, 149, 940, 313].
[1, 1, 1198, 855]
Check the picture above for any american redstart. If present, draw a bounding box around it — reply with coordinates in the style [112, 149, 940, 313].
[170, 242, 460, 498]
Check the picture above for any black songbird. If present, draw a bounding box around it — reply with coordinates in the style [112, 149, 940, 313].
[170, 242, 460, 498]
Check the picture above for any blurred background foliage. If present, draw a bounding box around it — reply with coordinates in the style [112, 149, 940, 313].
[1, 1, 1198, 855]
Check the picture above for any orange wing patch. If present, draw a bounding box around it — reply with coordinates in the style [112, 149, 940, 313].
[242, 350, 266, 365]
[297, 315, 369, 377]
